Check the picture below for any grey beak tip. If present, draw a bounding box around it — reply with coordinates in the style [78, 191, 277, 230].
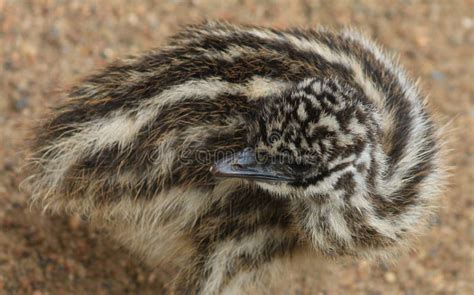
[209, 164, 219, 175]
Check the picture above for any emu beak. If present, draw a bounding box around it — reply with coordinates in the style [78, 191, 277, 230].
[210, 148, 294, 182]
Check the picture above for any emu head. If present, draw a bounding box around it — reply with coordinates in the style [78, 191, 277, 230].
[212, 78, 382, 198]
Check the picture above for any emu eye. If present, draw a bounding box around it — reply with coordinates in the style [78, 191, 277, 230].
[288, 163, 313, 174]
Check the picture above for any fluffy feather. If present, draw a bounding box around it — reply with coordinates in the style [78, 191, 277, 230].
[24, 21, 446, 294]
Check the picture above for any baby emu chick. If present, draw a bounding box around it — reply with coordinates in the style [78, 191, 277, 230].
[26, 21, 445, 294]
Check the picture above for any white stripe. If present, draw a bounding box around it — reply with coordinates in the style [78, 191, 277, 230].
[342, 29, 436, 197]
[201, 229, 278, 295]
[37, 79, 239, 190]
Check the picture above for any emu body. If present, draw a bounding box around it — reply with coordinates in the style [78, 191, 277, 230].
[26, 22, 444, 294]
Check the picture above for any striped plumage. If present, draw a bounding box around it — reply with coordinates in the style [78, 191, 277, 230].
[25, 21, 445, 294]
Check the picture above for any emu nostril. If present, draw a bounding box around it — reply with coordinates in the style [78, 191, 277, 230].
[232, 163, 244, 170]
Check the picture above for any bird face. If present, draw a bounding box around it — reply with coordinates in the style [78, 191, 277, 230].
[212, 78, 376, 197]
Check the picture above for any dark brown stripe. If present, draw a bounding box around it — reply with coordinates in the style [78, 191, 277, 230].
[61, 93, 255, 201]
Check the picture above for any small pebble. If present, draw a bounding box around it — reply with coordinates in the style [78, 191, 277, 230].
[462, 17, 473, 29]
[14, 95, 29, 111]
[384, 272, 397, 283]
[431, 71, 444, 81]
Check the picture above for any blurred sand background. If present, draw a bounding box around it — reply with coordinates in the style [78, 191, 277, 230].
[0, 0, 473, 294]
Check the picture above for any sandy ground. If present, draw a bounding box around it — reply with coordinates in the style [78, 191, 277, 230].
[1, 0, 473, 294]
